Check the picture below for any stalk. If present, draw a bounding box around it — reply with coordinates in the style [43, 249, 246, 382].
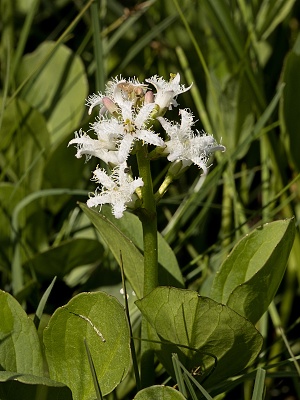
[136, 142, 158, 295]
[136, 141, 158, 387]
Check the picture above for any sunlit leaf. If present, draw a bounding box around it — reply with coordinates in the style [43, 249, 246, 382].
[0, 290, 44, 375]
[44, 291, 131, 399]
[17, 41, 88, 144]
[210, 219, 295, 323]
[0, 97, 50, 191]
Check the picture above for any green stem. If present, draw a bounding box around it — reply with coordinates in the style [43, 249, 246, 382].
[154, 173, 173, 203]
[136, 141, 158, 388]
[136, 142, 158, 295]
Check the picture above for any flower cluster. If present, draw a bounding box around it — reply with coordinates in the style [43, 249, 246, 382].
[68, 74, 225, 218]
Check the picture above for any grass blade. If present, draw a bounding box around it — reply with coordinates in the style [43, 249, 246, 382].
[173, 355, 213, 400]
[91, 0, 106, 91]
[34, 276, 57, 329]
[11, 0, 40, 78]
[118, 13, 177, 71]
[172, 353, 187, 397]
[183, 372, 198, 400]
[251, 368, 266, 400]
[84, 338, 103, 400]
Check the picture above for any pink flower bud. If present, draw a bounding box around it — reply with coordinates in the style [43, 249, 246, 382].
[144, 90, 154, 104]
[102, 97, 118, 114]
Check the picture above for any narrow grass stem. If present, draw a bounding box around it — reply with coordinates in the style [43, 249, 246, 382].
[91, 0, 105, 92]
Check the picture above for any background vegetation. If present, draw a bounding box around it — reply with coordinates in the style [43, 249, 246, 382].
[1, 0, 300, 398]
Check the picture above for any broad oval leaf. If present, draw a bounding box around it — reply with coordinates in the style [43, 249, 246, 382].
[0, 371, 72, 400]
[210, 219, 295, 323]
[0, 290, 44, 376]
[136, 287, 263, 387]
[43, 291, 131, 400]
[134, 385, 186, 399]
[17, 41, 88, 144]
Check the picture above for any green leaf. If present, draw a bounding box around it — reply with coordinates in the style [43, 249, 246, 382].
[15, 0, 69, 14]
[43, 291, 131, 400]
[281, 33, 300, 171]
[101, 205, 184, 288]
[0, 183, 26, 270]
[133, 385, 186, 400]
[44, 136, 86, 190]
[34, 277, 57, 329]
[136, 287, 263, 387]
[251, 368, 266, 400]
[15, 0, 37, 14]
[0, 290, 44, 375]
[24, 238, 104, 279]
[80, 204, 184, 298]
[210, 219, 295, 323]
[80, 203, 144, 298]
[214, 74, 255, 159]
[0, 97, 50, 191]
[255, 0, 296, 40]
[118, 13, 177, 71]
[0, 371, 72, 400]
[17, 41, 88, 144]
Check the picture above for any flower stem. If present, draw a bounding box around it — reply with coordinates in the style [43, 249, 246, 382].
[136, 142, 158, 295]
[136, 141, 158, 388]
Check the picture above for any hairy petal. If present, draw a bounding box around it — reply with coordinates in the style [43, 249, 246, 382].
[86, 93, 104, 115]
[135, 129, 164, 147]
[118, 135, 134, 163]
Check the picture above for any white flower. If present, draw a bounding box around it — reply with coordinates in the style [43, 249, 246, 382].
[76, 76, 165, 165]
[146, 73, 192, 110]
[114, 98, 165, 163]
[86, 76, 148, 115]
[68, 128, 119, 165]
[158, 109, 226, 173]
[69, 101, 164, 165]
[87, 163, 144, 218]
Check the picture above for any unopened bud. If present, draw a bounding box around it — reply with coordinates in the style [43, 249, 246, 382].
[144, 90, 154, 104]
[102, 97, 118, 114]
